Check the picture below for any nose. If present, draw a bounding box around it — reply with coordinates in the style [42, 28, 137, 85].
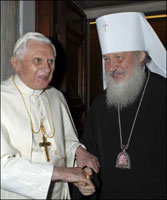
[108, 59, 118, 72]
[43, 61, 51, 73]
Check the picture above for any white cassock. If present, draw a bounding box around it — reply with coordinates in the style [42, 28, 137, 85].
[1, 74, 84, 199]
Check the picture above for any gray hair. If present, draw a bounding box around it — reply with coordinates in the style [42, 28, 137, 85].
[136, 51, 151, 66]
[13, 32, 56, 59]
[144, 52, 151, 64]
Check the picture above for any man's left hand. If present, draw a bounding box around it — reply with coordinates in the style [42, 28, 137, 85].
[75, 146, 100, 173]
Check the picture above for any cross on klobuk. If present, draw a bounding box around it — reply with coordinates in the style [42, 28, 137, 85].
[103, 22, 108, 32]
[39, 135, 51, 162]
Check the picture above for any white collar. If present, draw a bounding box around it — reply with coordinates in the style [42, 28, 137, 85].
[13, 74, 44, 96]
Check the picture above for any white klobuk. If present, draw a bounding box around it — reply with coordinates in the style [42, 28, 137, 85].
[96, 12, 166, 89]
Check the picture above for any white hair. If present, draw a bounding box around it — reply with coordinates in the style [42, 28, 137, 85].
[13, 32, 56, 59]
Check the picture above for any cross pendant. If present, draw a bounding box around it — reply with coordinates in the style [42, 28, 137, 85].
[39, 135, 51, 162]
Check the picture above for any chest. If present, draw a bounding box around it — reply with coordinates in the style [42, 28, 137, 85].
[94, 100, 166, 170]
[2, 93, 66, 159]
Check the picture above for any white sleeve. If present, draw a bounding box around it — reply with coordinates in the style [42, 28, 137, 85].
[60, 95, 86, 167]
[1, 123, 53, 199]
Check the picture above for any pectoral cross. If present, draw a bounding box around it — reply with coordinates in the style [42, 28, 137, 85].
[39, 135, 51, 162]
[103, 22, 108, 32]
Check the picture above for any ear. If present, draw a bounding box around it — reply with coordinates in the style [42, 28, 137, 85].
[139, 51, 146, 65]
[10, 57, 21, 73]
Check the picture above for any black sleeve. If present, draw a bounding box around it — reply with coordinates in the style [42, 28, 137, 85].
[79, 105, 102, 199]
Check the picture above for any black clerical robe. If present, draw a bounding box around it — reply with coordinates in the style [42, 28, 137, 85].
[81, 72, 166, 199]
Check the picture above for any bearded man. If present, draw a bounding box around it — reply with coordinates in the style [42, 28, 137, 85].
[80, 12, 166, 199]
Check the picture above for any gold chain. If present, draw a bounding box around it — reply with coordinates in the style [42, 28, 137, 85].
[12, 75, 55, 138]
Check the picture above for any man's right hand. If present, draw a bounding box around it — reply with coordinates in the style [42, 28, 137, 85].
[51, 166, 95, 188]
[73, 167, 96, 196]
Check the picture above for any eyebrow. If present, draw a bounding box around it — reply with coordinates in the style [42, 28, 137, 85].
[32, 55, 55, 59]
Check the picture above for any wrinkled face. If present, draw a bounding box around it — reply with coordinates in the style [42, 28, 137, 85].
[11, 40, 55, 90]
[104, 51, 140, 82]
[105, 51, 146, 108]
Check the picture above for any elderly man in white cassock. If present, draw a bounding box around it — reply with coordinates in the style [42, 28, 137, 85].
[80, 12, 166, 199]
[1, 32, 100, 199]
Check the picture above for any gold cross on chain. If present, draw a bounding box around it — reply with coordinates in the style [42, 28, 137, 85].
[39, 135, 51, 162]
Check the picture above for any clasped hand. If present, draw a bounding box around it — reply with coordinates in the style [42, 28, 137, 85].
[52, 166, 95, 196]
[74, 146, 100, 196]
[52, 147, 100, 196]
[74, 167, 95, 196]
[75, 146, 100, 173]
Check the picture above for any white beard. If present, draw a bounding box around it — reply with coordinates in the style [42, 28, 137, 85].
[106, 62, 146, 109]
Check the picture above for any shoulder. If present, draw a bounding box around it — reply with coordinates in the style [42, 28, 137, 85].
[149, 72, 166, 93]
[88, 90, 107, 114]
[150, 72, 166, 83]
[1, 76, 16, 97]
[147, 72, 166, 108]
[45, 86, 67, 104]
[1, 76, 13, 88]
[91, 90, 106, 107]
